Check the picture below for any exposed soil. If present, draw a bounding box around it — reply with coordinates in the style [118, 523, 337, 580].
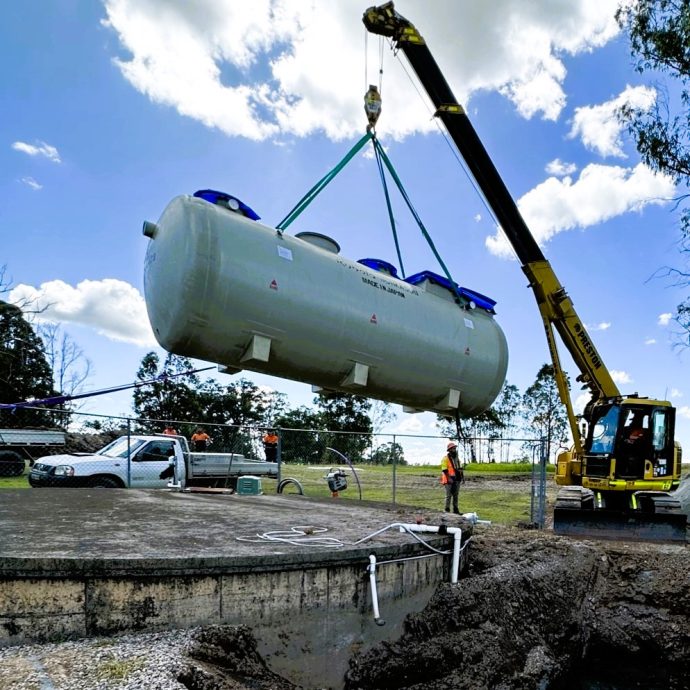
[177, 522, 690, 690]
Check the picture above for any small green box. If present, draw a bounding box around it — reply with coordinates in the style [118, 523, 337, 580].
[237, 475, 262, 495]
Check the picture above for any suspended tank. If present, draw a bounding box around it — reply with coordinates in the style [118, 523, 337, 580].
[142, 190, 508, 414]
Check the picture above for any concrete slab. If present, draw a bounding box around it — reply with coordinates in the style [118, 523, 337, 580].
[0, 489, 471, 685]
[0, 489, 462, 571]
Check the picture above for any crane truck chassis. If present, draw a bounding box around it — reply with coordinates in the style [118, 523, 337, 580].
[363, 2, 686, 541]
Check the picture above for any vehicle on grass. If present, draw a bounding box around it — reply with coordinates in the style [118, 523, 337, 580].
[0, 428, 66, 477]
[28, 434, 278, 490]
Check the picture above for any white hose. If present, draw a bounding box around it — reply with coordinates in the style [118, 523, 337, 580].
[236, 525, 345, 548]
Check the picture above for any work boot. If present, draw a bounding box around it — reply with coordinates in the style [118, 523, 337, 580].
[445, 508, 450, 512]
[453, 509, 460, 514]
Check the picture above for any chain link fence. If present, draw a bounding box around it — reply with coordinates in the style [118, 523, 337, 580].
[0, 407, 549, 526]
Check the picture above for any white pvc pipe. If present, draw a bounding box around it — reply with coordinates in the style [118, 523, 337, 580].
[451, 530, 461, 584]
[397, 523, 463, 584]
[368, 554, 385, 626]
[360, 522, 473, 625]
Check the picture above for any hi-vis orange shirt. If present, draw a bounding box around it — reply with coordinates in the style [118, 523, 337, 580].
[440, 454, 458, 484]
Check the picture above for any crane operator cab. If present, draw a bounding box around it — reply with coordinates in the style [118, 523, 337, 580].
[582, 400, 679, 493]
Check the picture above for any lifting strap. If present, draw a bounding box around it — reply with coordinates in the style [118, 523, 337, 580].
[276, 131, 464, 307]
[370, 135, 464, 306]
[372, 136, 405, 277]
[276, 132, 372, 231]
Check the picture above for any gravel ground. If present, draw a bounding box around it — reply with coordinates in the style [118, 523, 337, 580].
[0, 629, 195, 690]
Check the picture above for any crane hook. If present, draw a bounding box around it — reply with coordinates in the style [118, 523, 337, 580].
[364, 84, 382, 131]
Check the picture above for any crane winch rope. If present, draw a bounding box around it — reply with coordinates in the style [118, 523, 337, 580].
[276, 88, 466, 309]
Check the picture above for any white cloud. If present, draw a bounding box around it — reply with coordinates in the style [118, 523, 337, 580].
[658, 312, 673, 326]
[474, 214, 482, 223]
[395, 415, 425, 434]
[610, 370, 632, 385]
[678, 406, 690, 421]
[486, 163, 675, 258]
[587, 322, 611, 331]
[644, 338, 656, 345]
[545, 158, 577, 176]
[8, 279, 156, 347]
[568, 85, 656, 158]
[670, 388, 683, 399]
[11, 140, 61, 163]
[19, 177, 42, 190]
[103, 0, 621, 141]
[574, 392, 591, 415]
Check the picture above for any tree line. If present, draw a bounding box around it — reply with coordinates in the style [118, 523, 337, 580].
[1, 292, 568, 463]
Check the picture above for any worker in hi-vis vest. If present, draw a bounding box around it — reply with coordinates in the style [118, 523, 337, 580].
[440, 441, 464, 514]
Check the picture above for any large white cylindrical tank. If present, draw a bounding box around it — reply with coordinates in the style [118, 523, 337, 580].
[143, 194, 508, 415]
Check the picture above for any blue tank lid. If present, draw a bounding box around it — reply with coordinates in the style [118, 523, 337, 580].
[193, 189, 260, 221]
[357, 258, 399, 277]
[404, 270, 496, 312]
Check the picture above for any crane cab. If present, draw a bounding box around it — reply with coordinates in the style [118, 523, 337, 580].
[557, 398, 681, 496]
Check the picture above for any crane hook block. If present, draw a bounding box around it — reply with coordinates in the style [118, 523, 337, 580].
[364, 85, 382, 130]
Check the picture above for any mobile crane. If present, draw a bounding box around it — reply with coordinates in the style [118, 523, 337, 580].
[363, 2, 686, 541]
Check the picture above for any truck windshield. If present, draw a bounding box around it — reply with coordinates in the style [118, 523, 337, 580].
[97, 438, 146, 458]
[588, 405, 620, 454]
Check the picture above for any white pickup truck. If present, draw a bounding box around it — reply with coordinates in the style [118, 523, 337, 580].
[28, 434, 278, 489]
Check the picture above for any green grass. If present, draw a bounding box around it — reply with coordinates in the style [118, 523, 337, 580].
[0, 471, 30, 488]
[0, 462, 555, 526]
[276, 463, 546, 525]
[465, 461, 555, 474]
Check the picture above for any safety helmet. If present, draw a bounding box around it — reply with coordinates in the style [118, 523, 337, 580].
[447, 442, 458, 451]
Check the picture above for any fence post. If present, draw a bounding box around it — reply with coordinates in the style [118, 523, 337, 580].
[539, 437, 547, 527]
[126, 417, 132, 488]
[530, 438, 548, 528]
[277, 427, 282, 486]
[392, 434, 397, 507]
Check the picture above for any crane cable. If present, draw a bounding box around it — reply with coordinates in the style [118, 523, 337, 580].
[372, 137, 405, 277]
[364, 30, 385, 97]
[278, 34, 467, 306]
[370, 135, 465, 306]
[391, 46, 519, 264]
[366, 32, 464, 299]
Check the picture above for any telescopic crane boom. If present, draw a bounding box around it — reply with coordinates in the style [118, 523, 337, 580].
[364, 2, 685, 541]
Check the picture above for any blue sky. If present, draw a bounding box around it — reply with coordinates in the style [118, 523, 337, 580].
[2, 0, 689, 462]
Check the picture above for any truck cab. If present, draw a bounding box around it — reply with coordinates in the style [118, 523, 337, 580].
[29, 435, 185, 489]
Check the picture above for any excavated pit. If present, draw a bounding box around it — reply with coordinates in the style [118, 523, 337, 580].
[175, 526, 689, 690]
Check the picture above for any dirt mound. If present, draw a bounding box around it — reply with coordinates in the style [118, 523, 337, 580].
[178, 625, 296, 690]
[344, 526, 690, 690]
[63, 431, 120, 454]
[172, 526, 689, 689]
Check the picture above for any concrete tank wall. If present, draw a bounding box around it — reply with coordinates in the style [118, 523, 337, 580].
[143, 195, 508, 415]
[0, 547, 451, 687]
